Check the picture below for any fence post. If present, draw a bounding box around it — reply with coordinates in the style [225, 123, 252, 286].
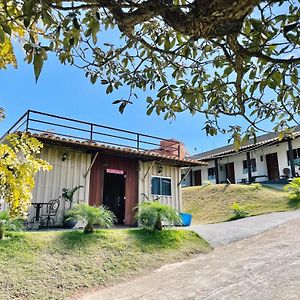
[137, 134, 140, 150]
[90, 124, 93, 141]
[25, 111, 30, 131]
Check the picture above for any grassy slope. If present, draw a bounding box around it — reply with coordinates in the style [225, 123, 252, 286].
[0, 229, 211, 300]
[183, 184, 300, 224]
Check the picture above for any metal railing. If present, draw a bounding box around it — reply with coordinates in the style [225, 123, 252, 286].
[2, 110, 181, 157]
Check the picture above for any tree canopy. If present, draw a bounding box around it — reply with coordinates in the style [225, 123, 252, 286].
[0, 0, 299, 143]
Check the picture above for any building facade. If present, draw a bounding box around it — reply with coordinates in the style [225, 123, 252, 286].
[0, 110, 203, 226]
[182, 128, 300, 186]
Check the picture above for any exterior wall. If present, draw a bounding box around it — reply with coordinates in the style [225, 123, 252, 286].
[30, 146, 91, 225]
[187, 138, 300, 186]
[139, 162, 182, 212]
[89, 154, 139, 225]
[181, 168, 192, 186]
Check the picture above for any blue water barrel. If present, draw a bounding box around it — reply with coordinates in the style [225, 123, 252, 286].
[180, 213, 192, 227]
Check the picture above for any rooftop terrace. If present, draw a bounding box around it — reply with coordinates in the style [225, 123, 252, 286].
[2, 110, 183, 158]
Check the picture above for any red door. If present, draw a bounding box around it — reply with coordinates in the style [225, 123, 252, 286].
[225, 162, 235, 183]
[266, 153, 280, 180]
[194, 170, 202, 186]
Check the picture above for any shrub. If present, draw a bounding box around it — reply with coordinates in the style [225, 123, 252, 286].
[135, 201, 182, 231]
[66, 204, 116, 234]
[250, 182, 262, 190]
[231, 202, 248, 220]
[0, 211, 24, 239]
[284, 178, 300, 201]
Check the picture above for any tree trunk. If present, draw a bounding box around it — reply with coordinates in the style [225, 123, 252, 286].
[0, 225, 4, 239]
[84, 223, 94, 234]
[154, 216, 162, 231]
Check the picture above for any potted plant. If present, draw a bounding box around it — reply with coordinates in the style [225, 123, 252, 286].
[62, 185, 84, 228]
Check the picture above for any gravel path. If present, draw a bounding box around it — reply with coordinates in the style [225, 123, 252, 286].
[80, 212, 300, 300]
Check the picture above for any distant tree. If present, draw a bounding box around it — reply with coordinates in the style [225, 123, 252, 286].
[0, 1, 299, 141]
[0, 133, 52, 218]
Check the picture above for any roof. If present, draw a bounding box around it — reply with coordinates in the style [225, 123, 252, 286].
[2, 110, 206, 167]
[191, 126, 300, 161]
[29, 133, 206, 167]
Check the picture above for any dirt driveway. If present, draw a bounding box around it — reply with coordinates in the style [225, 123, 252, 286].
[81, 217, 300, 300]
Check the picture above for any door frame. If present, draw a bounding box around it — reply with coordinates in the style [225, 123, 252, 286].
[194, 170, 202, 186]
[266, 152, 280, 180]
[102, 170, 126, 224]
[225, 162, 236, 183]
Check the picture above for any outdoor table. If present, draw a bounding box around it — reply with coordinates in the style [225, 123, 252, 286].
[31, 202, 49, 223]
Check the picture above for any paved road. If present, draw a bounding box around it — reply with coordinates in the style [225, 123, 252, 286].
[80, 211, 300, 300]
[186, 210, 300, 246]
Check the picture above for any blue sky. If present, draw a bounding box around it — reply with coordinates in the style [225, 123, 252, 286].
[0, 49, 268, 155]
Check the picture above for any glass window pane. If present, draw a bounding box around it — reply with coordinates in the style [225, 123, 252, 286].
[161, 178, 171, 196]
[151, 177, 161, 195]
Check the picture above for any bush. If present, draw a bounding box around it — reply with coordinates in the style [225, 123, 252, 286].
[231, 202, 248, 220]
[284, 177, 300, 201]
[0, 211, 24, 239]
[66, 204, 116, 234]
[250, 182, 262, 189]
[135, 201, 181, 231]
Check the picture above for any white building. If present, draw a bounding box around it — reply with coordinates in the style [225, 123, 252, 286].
[182, 127, 300, 186]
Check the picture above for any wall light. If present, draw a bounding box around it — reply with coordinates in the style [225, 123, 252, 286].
[157, 164, 163, 174]
[62, 152, 68, 161]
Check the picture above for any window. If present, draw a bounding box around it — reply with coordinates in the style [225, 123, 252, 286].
[151, 176, 171, 196]
[287, 148, 300, 165]
[208, 167, 216, 180]
[243, 158, 257, 173]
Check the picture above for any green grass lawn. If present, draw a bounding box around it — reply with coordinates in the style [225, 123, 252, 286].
[183, 184, 300, 224]
[0, 229, 211, 299]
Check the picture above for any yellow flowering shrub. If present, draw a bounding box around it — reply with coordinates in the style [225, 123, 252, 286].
[0, 133, 52, 218]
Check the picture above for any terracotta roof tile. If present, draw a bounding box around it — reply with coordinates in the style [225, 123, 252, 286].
[28, 132, 206, 167]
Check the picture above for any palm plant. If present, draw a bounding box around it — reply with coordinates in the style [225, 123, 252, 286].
[284, 178, 300, 201]
[135, 201, 181, 231]
[61, 186, 84, 208]
[66, 204, 117, 234]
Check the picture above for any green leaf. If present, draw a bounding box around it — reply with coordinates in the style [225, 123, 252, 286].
[106, 84, 113, 94]
[0, 28, 5, 44]
[291, 74, 298, 85]
[1, 24, 11, 35]
[278, 131, 284, 141]
[146, 107, 154, 115]
[73, 18, 80, 30]
[112, 99, 122, 104]
[164, 36, 170, 51]
[33, 53, 44, 83]
[90, 74, 97, 84]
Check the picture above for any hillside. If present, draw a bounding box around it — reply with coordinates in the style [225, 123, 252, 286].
[182, 184, 299, 224]
[0, 229, 210, 299]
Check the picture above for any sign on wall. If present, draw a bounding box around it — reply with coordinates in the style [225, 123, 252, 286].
[106, 168, 125, 175]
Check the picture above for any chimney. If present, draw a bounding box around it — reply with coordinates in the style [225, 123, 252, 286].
[159, 139, 186, 159]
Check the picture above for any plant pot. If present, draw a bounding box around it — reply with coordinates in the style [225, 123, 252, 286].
[63, 217, 77, 229]
[180, 213, 192, 227]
